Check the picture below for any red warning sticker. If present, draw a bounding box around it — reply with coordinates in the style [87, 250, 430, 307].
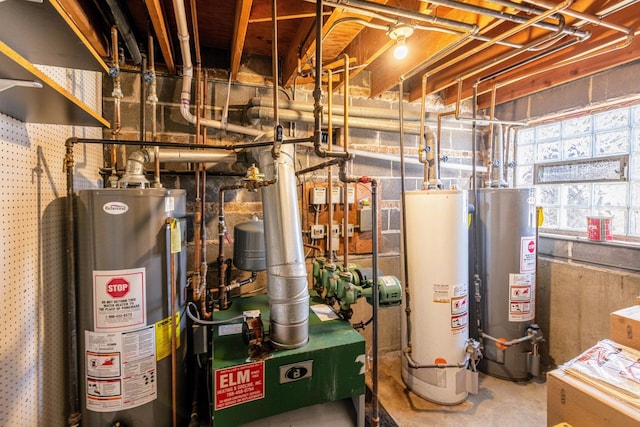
[215, 361, 265, 410]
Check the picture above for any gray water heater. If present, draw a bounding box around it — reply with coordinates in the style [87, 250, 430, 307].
[75, 188, 188, 426]
[472, 187, 538, 381]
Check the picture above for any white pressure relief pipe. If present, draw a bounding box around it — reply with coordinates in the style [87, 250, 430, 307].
[172, 0, 264, 137]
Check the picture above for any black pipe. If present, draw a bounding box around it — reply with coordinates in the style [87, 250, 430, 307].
[295, 158, 343, 176]
[398, 78, 413, 355]
[140, 54, 147, 142]
[64, 139, 81, 427]
[370, 177, 380, 427]
[74, 136, 316, 151]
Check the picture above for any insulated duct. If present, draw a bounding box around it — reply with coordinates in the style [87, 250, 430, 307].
[258, 143, 309, 349]
[249, 97, 424, 121]
[248, 106, 424, 135]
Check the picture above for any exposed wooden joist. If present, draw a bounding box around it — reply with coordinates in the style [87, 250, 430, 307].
[231, 0, 253, 80]
[144, 0, 175, 73]
[474, 31, 640, 109]
[368, 4, 504, 98]
[56, 0, 109, 61]
[282, 0, 390, 89]
[337, 26, 395, 90]
[282, 8, 346, 88]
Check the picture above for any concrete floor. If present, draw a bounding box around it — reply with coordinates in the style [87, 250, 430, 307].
[371, 351, 547, 426]
[241, 351, 547, 426]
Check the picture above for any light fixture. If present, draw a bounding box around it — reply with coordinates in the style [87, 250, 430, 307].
[388, 25, 414, 60]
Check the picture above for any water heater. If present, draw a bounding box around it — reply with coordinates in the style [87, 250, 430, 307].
[75, 188, 187, 426]
[401, 189, 471, 405]
[472, 187, 538, 380]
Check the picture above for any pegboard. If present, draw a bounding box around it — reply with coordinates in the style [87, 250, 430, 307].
[0, 65, 103, 426]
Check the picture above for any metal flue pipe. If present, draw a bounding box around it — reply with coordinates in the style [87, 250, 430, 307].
[259, 143, 309, 349]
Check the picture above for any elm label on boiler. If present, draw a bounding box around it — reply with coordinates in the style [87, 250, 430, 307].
[214, 361, 265, 410]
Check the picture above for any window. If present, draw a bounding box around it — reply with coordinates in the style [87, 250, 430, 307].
[515, 104, 640, 238]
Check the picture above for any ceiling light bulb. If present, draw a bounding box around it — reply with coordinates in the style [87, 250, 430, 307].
[394, 37, 408, 60]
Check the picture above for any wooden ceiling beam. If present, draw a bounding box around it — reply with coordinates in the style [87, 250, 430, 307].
[55, 0, 109, 60]
[335, 26, 395, 91]
[144, 0, 175, 73]
[281, 8, 351, 88]
[231, 0, 253, 80]
[282, 0, 391, 89]
[367, 2, 502, 97]
[474, 31, 640, 109]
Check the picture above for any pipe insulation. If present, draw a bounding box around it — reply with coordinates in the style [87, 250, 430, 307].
[258, 143, 309, 348]
[248, 106, 424, 134]
[249, 97, 425, 121]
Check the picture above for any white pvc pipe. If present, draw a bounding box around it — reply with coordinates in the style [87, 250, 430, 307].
[172, 0, 264, 137]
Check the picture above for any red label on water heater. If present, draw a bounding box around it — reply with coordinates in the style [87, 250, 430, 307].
[520, 236, 537, 273]
[93, 268, 146, 331]
[106, 277, 130, 298]
[215, 362, 265, 410]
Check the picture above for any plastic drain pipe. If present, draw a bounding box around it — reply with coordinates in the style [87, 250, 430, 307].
[172, 0, 264, 138]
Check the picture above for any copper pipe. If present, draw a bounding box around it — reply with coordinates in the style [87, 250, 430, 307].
[523, 0, 632, 36]
[419, 75, 428, 188]
[327, 70, 334, 262]
[110, 26, 121, 179]
[342, 53, 350, 270]
[167, 221, 178, 427]
[421, 0, 578, 102]
[272, 0, 279, 126]
[146, 34, 161, 187]
[200, 70, 209, 314]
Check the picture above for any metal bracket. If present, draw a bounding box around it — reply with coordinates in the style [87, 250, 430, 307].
[0, 78, 42, 93]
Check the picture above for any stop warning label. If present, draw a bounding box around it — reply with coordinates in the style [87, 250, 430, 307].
[93, 268, 146, 332]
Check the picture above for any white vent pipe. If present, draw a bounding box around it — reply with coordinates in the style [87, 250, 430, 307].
[172, 0, 264, 137]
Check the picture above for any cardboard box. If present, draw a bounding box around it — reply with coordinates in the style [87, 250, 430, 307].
[547, 369, 640, 427]
[611, 305, 640, 350]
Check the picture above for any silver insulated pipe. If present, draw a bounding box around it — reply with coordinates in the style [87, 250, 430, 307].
[259, 143, 309, 348]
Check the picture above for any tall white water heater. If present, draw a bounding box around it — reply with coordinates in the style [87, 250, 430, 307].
[401, 189, 470, 404]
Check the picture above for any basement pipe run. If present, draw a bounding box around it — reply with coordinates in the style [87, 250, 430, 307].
[172, 0, 263, 138]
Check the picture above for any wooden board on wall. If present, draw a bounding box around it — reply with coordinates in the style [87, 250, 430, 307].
[301, 180, 380, 256]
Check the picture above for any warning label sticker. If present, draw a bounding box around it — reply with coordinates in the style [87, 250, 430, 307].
[508, 273, 535, 322]
[155, 312, 181, 361]
[433, 284, 450, 303]
[215, 362, 265, 410]
[451, 312, 468, 330]
[451, 296, 468, 315]
[520, 236, 537, 273]
[93, 268, 146, 332]
[85, 327, 157, 413]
